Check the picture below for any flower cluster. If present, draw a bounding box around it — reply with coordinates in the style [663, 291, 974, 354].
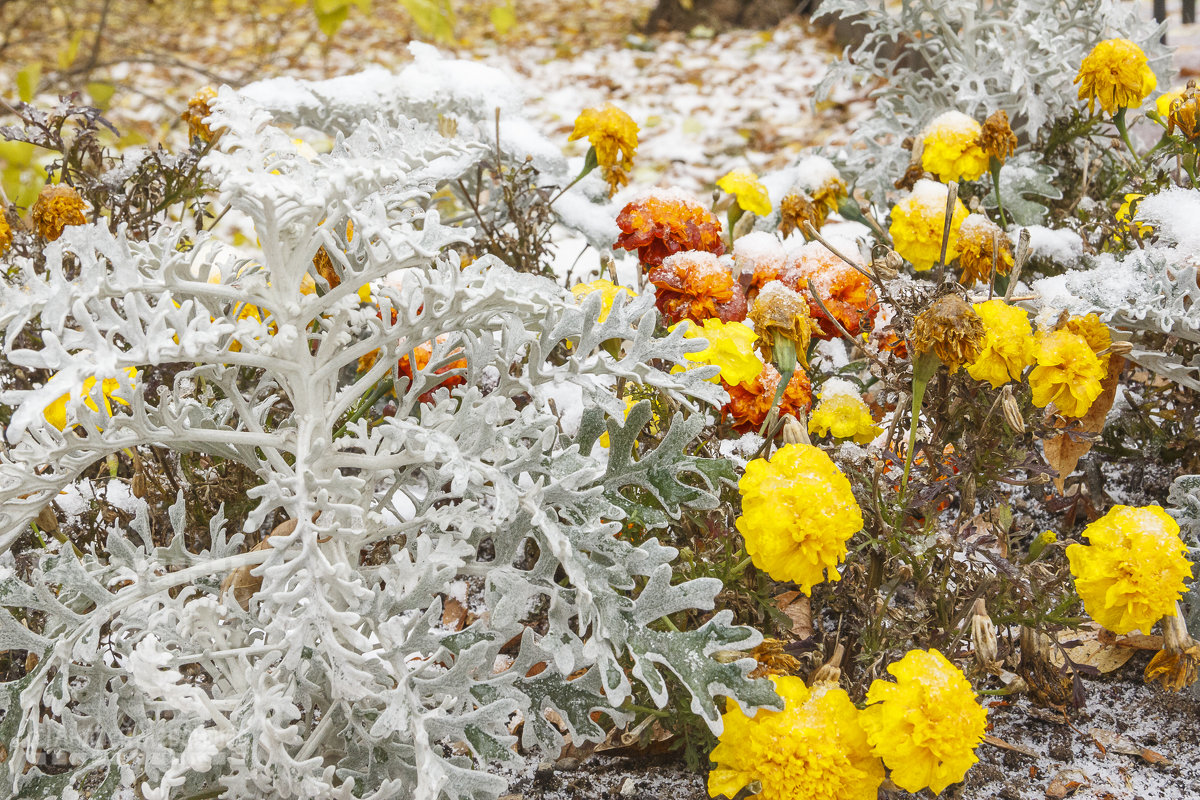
[614, 189, 725, 268]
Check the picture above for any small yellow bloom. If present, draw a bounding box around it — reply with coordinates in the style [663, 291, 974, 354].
[735, 443, 863, 594]
[1117, 193, 1153, 237]
[966, 299, 1035, 389]
[569, 104, 638, 196]
[31, 185, 88, 241]
[0, 211, 11, 254]
[889, 180, 969, 272]
[571, 278, 637, 323]
[808, 381, 882, 445]
[911, 293, 986, 374]
[1028, 330, 1105, 417]
[1063, 312, 1113, 375]
[921, 111, 989, 183]
[861, 648, 987, 795]
[681, 318, 764, 386]
[44, 368, 139, 431]
[708, 676, 884, 800]
[182, 86, 219, 142]
[955, 214, 1013, 289]
[1075, 38, 1157, 116]
[1066, 505, 1192, 635]
[717, 169, 772, 217]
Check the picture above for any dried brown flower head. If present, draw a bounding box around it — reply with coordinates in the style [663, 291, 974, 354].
[1145, 609, 1200, 692]
[182, 86, 220, 142]
[911, 292, 986, 373]
[748, 280, 813, 365]
[956, 214, 1013, 288]
[894, 162, 926, 192]
[978, 110, 1018, 163]
[748, 638, 801, 679]
[779, 191, 822, 237]
[1167, 80, 1200, 142]
[31, 184, 88, 241]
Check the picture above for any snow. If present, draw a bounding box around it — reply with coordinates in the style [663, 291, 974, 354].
[732, 231, 786, 279]
[1018, 224, 1085, 266]
[924, 108, 979, 137]
[814, 376, 861, 401]
[1138, 187, 1200, 252]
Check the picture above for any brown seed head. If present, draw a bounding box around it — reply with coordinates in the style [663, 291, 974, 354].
[979, 110, 1018, 163]
[911, 292, 986, 372]
[31, 185, 88, 241]
[748, 638, 801, 679]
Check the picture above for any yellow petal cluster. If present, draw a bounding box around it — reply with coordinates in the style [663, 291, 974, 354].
[1117, 193, 1153, 237]
[920, 111, 989, 183]
[1075, 38, 1157, 116]
[717, 169, 772, 217]
[808, 386, 882, 445]
[44, 368, 139, 431]
[888, 180, 969, 271]
[682, 318, 764, 386]
[182, 86, 219, 142]
[1063, 312, 1113, 374]
[708, 676, 884, 800]
[571, 278, 637, 323]
[735, 443, 863, 594]
[966, 300, 1035, 389]
[860, 649, 987, 795]
[0, 211, 11, 255]
[569, 104, 639, 196]
[1165, 80, 1200, 140]
[31, 184, 88, 242]
[1066, 505, 1192, 635]
[1028, 330, 1105, 417]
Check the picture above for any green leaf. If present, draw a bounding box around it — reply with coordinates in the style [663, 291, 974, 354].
[400, 0, 456, 44]
[57, 30, 86, 70]
[17, 63, 41, 103]
[86, 81, 116, 111]
[989, 151, 1062, 226]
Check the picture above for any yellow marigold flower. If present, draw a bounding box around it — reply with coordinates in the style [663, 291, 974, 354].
[966, 299, 1035, 389]
[572, 278, 637, 323]
[1157, 87, 1186, 118]
[735, 443, 863, 594]
[681, 318, 764, 386]
[911, 293, 986, 374]
[1075, 38, 1157, 116]
[569, 103, 639, 196]
[1063, 312, 1112, 375]
[1166, 80, 1200, 141]
[717, 169, 772, 217]
[1117, 193, 1153, 237]
[182, 86, 219, 142]
[808, 379, 882, 445]
[708, 676, 884, 800]
[31, 185, 88, 241]
[1028, 330, 1105, 417]
[921, 111, 989, 183]
[861, 649, 987, 795]
[889, 180, 969, 272]
[955, 214, 1013, 288]
[0, 211, 12, 254]
[1066, 505, 1192, 634]
[44, 368, 139, 431]
[979, 110, 1018, 164]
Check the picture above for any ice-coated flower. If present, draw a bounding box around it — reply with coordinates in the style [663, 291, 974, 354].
[966, 299, 1035, 389]
[1067, 505, 1192, 635]
[911, 293, 986, 374]
[779, 191, 823, 237]
[723, 363, 812, 433]
[808, 380, 882, 445]
[860, 649, 987, 795]
[181, 86, 219, 142]
[647, 251, 747, 324]
[615, 189, 725, 268]
[31, 184, 88, 241]
[735, 442, 863, 593]
[889, 180, 969, 271]
[732, 230, 788, 300]
[717, 169, 772, 217]
[569, 103, 639, 196]
[0, 210, 11, 254]
[708, 676, 884, 800]
[921, 111, 989, 183]
[955, 214, 1012, 288]
[1075, 38, 1157, 116]
[571, 278, 637, 323]
[44, 368, 139, 431]
[1028, 330, 1105, 417]
[747, 280, 814, 365]
[681, 318, 764, 385]
[785, 242, 879, 339]
[1165, 80, 1200, 141]
[978, 110, 1018, 164]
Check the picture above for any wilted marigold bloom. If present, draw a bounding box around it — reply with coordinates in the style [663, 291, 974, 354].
[182, 86, 219, 142]
[966, 300, 1035, 389]
[1166, 80, 1200, 141]
[614, 188, 725, 268]
[779, 191, 822, 237]
[1075, 38, 1157, 116]
[44, 368, 139, 431]
[571, 278, 637, 323]
[569, 103, 639, 196]
[978, 110, 1018, 164]
[1066, 505, 1192, 635]
[808, 379, 882, 445]
[795, 155, 848, 213]
[911, 293, 986, 373]
[860, 648, 987, 795]
[647, 251, 747, 325]
[732, 231, 788, 300]
[723, 363, 812, 434]
[1028, 330, 1105, 417]
[735, 442, 862, 593]
[717, 169, 772, 217]
[681, 318, 764, 386]
[0, 211, 11, 254]
[708, 676, 884, 800]
[31, 184, 88, 241]
[921, 110, 989, 183]
[889, 180, 969, 271]
[786, 242, 879, 339]
[748, 280, 813, 365]
[955, 214, 1012, 288]
[747, 639, 801, 679]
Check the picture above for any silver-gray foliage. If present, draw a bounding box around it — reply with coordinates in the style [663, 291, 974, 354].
[0, 80, 776, 800]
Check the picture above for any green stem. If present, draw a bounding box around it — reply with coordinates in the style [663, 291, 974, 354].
[758, 334, 796, 438]
[989, 159, 1007, 229]
[900, 352, 939, 502]
[333, 378, 394, 440]
[1113, 108, 1144, 176]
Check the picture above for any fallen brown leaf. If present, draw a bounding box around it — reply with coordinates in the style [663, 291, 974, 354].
[982, 734, 1039, 758]
[1043, 356, 1125, 494]
[774, 590, 813, 639]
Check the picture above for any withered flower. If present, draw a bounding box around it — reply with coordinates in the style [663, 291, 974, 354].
[911, 293, 986, 373]
[1145, 604, 1200, 692]
[748, 638, 802, 679]
[1167, 80, 1200, 142]
[978, 110, 1018, 164]
[647, 251, 747, 324]
[31, 184, 88, 241]
[779, 191, 823, 237]
[748, 280, 813, 366]
[956, 214, 1013, 288]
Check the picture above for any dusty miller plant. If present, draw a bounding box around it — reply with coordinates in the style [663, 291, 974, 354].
[0, 77, 776, 799]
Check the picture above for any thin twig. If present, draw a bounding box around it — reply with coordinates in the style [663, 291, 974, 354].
[805, 278, 887, 369]
[934, 181, 959, 283]
[1004, 228, 1031, 303]
[802, 221, 878, 285]
[988, 229, 999, 301]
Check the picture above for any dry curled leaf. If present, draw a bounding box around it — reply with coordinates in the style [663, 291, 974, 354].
[773, 589, 813, 639]
[1043, 356, 1124, 493]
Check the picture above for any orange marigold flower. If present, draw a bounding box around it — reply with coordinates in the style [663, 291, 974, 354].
[31, 184, 88, 241]
[785, 242, 879, 339]
[723, 363, 812, 433]
[398, 337, 468, 404]
[182, 86, 220, 142]
[956, 214, 1013, 288]
[732, 231, 788, 302]
[647, 251, 747, 325]
[614, 189, 725, 268]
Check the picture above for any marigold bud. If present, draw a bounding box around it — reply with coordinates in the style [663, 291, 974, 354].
[748, 280, 813, 366]
[1000, 384, 1026, 434]
[971, 599, 1001, 673]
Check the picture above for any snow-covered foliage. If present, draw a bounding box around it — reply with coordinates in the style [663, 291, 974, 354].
[0, 75, 775, 799]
